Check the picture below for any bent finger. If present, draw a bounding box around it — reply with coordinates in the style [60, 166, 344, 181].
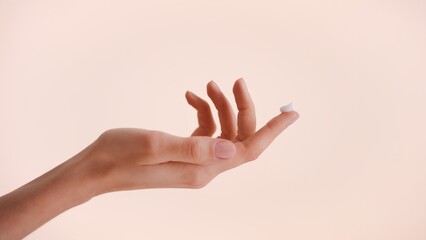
[243, 111, 299, 162]
[185, 91, 216, 136]
[233, 78, 256, 141]
[207, 81, 237, 140]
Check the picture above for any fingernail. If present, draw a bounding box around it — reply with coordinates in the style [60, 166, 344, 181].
[210, 81, 221, 92]
[215, 141, 236, 159]
[237, 77, 245, 83]
[186, 91, 195, 98]
[238, 77, 247, 88]
[280, 102, 295, 113]
[289, 112, 300, 124]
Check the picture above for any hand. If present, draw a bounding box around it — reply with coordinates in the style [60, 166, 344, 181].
[0, 78, 299, 239]
[80, 78, 299, 194]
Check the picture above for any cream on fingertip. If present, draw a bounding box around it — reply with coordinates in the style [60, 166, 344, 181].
[280, 102, 295, 113]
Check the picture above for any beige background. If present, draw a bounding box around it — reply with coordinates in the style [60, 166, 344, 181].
[1, 0, 426, 239]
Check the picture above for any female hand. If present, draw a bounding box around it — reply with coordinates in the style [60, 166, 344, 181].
[0, 78, 299, 239]
[81, 78, 300, 194]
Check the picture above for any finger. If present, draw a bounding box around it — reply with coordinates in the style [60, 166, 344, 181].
[207, 81, 237, 140]
[212, 112, 299, 173]
[242, 111, 299, 162]
[146, 132, 237, 165]
[185, 91, 216, 136]
[209, 142, 247, 173]
[233, 78, 256, 141]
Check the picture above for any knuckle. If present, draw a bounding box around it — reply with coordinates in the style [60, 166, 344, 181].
[98, 129, 115, 143]
[185, 139, 203, 162]
[183, 167, 211, 189]
[265, 121, 275, 132]
[199, 101, 211, 112]
[143, 131, 163, 157]
[208, 124, 217, 136]
[246, 147, 263, 161]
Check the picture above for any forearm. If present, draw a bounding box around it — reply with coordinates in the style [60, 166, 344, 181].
[0, 79, 299, 239]
[0, 143, 99, 240]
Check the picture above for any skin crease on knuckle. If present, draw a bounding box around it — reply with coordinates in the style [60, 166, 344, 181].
[141, 130, 164, 160]
[184, 138, 205, 164]
[98, 129, 116, 144]
[246, 147, 262, 162]
[241, 141, 263, 162]
[181, 166, 211, 189]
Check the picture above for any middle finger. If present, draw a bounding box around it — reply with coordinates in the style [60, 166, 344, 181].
[207, 81, 237, 140]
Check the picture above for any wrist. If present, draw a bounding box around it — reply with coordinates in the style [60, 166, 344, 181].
[0, 141, 103, 239]
[61, 140, 108, 203]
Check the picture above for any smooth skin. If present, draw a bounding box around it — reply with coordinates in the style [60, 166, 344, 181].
[0, 78, 299, 239]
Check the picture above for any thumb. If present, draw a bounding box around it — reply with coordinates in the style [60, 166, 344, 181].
[158, 135, 237, 165]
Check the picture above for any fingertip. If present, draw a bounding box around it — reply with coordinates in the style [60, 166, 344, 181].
[186, 91, 204, 109]
[294, 111, 300, 120]
[232, 78, 241, 93]
[185, 90, 192, 98]
[235, 76, 244, 83]
[206, 81, 220, 101]
[206, 82, 214, 97]
[185, 90, 194, 103]
[244, 111, 299, 147]
[280, 111, 300, 124]
[207, 80, 220, 93]
[236, 77, 245, 86]
[233, 76, 246, 88]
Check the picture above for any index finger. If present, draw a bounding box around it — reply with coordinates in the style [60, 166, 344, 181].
[212, 111, 299, 173]
[242, 111, 299, 161]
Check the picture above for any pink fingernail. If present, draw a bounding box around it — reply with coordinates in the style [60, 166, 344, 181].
[210, 81, 221, 92]
[187, 91, 197, 98]
[215, 141, 236, 159]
